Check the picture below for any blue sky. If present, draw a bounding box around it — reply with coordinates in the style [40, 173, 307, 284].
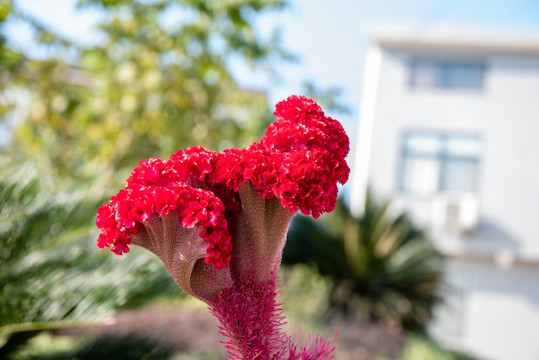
[10, 0, 539, 142]
[255, 0, 539, 127]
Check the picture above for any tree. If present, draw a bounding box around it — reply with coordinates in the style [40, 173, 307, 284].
[284, 191, 445, 330]
[0, 1, 293, 355]
[1, 0, 290, 186]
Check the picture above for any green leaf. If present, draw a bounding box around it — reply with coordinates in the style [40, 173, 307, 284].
[284, 190, 445, 330]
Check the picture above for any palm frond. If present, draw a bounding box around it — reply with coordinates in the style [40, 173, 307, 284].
[0, 157, 181, 341]
[284, 190, 445, 329]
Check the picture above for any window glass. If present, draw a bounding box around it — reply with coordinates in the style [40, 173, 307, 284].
[400, 133, 481, 194]
[445, 137, 482, 157]
[404, 134, 442, 155]
[441, 159, 478, 192]
[401, 156, 440, 195]
[442, 63, 484, 89]
[411, 61, 438, 87]
[410, 59, 485, 90]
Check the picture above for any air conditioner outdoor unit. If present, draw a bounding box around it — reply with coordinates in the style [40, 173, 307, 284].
[430, 193, 480, 236]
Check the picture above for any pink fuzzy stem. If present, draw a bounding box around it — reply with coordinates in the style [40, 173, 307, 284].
[209, 275, 336, 360]
[209, 274, 289, 359]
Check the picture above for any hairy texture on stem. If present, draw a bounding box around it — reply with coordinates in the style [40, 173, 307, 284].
[209, 275, 288, 359]
[287, 332, 337, 360]
[209, 275, 336, 360]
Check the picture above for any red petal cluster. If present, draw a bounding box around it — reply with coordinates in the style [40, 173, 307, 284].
[96, 95, 349, 268]
[265, 96, 350, 215]
[97, 150, 232, 269]
[211, 95, 350, 218]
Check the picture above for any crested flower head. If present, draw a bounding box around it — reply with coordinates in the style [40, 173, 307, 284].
[96, 95, 349, 278]
[96, 95, 347, 358]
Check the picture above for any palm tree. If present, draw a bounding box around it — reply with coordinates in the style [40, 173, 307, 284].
[283, 190, 445, 330]
[0, 157, 180, 357]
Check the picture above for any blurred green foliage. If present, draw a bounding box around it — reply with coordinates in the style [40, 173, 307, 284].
[14, 334, 175, 360]
[279, 263, 332, 336]
[1, 0, 292, 356]
[0, 0, 455, 358]
[301, 80, 352, 115]
[284, 191, 445, 330]
[394, 334, 477, 360]
[0, 158, 181, 356]
[2, 0, 290, 185]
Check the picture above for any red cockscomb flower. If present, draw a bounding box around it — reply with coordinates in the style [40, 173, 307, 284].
[96, 95, 349, 359]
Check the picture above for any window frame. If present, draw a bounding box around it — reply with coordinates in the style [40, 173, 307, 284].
[408, 57, 487, 90]
[398, 132, 482, 195]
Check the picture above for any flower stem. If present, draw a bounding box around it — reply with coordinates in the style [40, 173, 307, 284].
[209, 274, 289, 360]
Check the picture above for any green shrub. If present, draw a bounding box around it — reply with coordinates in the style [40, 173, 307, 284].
[284, 191, 445, 330]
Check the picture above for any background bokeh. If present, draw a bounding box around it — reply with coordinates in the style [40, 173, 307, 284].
[1, 0, 538, 359]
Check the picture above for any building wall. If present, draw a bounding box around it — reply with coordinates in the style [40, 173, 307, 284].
[432, 259, 539, 360]
[353, 42, 539, 360]
[365, 46, 539, 251]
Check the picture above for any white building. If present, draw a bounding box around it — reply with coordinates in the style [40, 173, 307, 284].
[350, 27, 539, 360]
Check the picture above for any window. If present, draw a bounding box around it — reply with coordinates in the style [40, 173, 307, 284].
[399, 133, 481, 195]
[410, 59, 485, 90]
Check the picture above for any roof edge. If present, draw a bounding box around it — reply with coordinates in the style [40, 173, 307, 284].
[367, 25, 539, 54]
